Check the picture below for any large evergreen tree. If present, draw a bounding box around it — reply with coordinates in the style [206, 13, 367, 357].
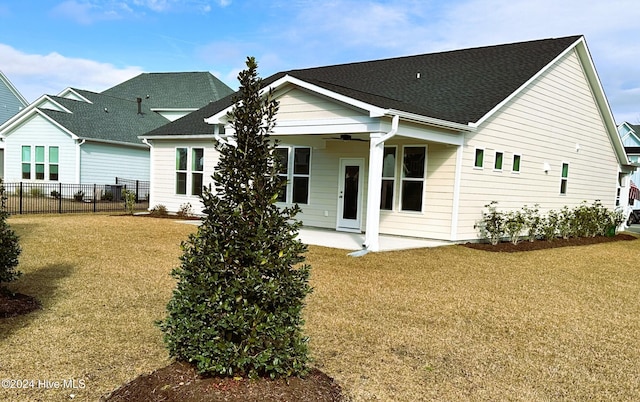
[159, 57, 312, 378]
[0, 178, 21, 284]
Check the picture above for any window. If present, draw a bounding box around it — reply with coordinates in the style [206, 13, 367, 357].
[494, 151, 503, 171]
[274, 148, 289, 202]
[49, 147, 59, 181]
[35, 146, 45, 179]
[21, 146, 31, 179]
[560, 162, 569, 194]
[512, 154, 521, 173]
[191, 148, 204, 196]
[474, 148, 484, 168]
[380, 146, 396, 210]
[401, 146, 426, 212]
[292, 148, 310, 204]
[274, 147, 311, 204]
[175, 148, 188, 195]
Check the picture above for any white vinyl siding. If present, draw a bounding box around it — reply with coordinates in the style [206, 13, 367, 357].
[456, 48, 620, 240]
[3, 114, 77, 183]
[147, 139, 218, 213]
[80, 142, 149, 185]
[276, 88, 366, 121]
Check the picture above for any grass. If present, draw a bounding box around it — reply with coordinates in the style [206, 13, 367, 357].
[1, 214, 640, 401]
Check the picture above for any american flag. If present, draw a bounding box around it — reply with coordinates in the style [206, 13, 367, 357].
[630, 180, 640, 201]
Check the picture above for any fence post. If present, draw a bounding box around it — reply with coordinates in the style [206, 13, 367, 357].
[93, 184, 97, 213]
[58, 182, 62, 213]
[19, 182, 23, 215]
[135, 180, 140, 203]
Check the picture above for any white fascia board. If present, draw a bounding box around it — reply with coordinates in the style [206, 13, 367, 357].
[150, 108, 198, 112]
[469, 37, 584, 129]
[139, 134, 216, 141]
[83, 137, 148, 148]
[385, 109, 475, 132]
[0, 106, 77, 140]
[57, 88, 93, 104]
[573, 37, 630, 166]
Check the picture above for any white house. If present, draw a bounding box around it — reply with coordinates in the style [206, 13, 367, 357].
[141, 36, 634, 250]
[0, 72, 233, 190]
[0, 70, 28, 179]
[617, 122, 640, 209]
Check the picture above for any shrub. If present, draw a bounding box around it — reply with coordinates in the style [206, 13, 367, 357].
[475, 201, 504, 245]
[150, 204, 168, 217]
[503, 210, 525, 245]
[122, 189, 136, 214]
[557, 206, 573, 239]
[103, 190, 114, 201]
[74, 190, 84, 201]
[0, 178, 21, 284]
[177, 203, 193, 218]
[158, 57, 312, 379]
[50, 190, 61, 199]
[540, 210, 559, 241]
[522, 204, 542, 242]
[29, 187, 43, 197]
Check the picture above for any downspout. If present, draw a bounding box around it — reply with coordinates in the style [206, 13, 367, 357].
[352, 114, 399, 256]
[142, 138, 153, 210]
[75, 139, 85, 184]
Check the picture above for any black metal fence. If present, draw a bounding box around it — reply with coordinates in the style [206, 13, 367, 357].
[2, 179, 150, 215]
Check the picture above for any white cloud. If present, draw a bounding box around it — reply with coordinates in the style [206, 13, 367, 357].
[0, 44, 143, 102]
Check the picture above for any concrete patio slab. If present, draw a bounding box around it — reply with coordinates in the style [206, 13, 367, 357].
[297, 227, 453, 251]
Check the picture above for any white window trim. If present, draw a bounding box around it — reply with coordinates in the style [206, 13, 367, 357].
[21, 145, 59, 182]
[275, 146, 312, 205]
[473, 147, 484, 169]
[560, 161, 569, 195]
[493, 150, 504, 172]
[175, 146, 204, 197]
[381, 145, 398, 212]
[511, 153, 522, 174]
[399, 144, 427, 213]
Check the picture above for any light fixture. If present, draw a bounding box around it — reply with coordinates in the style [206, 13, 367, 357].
[543, 162, 551, 173]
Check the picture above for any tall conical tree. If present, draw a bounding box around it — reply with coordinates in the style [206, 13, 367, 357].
[0, 178, 21, 285]
[159, 57, 312, 378]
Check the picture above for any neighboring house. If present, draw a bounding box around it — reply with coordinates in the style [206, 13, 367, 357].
[0, 70, 29, 178]
[617, 122, 640, 208]
[0, 72, 233, 189]
[142, 35, 634, 250]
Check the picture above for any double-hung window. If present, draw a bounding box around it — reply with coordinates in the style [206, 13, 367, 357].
[175, 147, 204, 196]
[274, 147, 311, 204]
[21, 146, 31, 179]
[21, 145, 59, 181]
[560, 162, 569, 195]
[401, 146, 426, 212]
[380, 146, 396, 210]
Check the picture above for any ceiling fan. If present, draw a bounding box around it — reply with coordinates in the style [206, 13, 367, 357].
[323, 134, 368, 142]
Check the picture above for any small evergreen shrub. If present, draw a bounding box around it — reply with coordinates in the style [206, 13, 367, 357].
[29, 187, 43, 197]
[158, 57, 312, 379]
[475, 201, 504, 245]
[557, 206, 573, 239]
[503, 210, 525, 245]
[0, 178, 21, 284]
[74, 190, 84, 201]
[522, 204, 542, 242]
[176, 203, 193, 218]
[150, 204, 168, 217]
[122, 189, 136, 214]
[103, 190, 114, 201]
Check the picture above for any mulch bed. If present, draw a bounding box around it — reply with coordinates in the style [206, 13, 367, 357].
[0, 287, 41, 318]
[101, 361, 344, 402]
[462, 233, 637, 252]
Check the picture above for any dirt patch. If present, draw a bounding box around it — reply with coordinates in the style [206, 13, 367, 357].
[462, 233, 637, 252]
[101, 361, 344, 402]
[0, 288, 41, 318]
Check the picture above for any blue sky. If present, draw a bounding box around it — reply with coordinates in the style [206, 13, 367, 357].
[1, 0, 639, 124]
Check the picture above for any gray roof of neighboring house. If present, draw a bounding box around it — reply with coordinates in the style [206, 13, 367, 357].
[26, 72, 234, 145]
[101, 72, 235, 109]
[0, 70, 28, 125]
[143, 35, 583, 137]
[40, 89, 171, 145]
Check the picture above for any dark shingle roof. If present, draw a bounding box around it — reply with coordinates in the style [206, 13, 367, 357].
[144, 35, 582, 137]
[101, 72, 234, 109]
[41, 89, 171, 144]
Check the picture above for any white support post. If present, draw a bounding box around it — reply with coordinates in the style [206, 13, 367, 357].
[364, 133, 384, 251]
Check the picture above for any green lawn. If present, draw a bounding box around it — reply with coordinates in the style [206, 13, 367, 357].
[1, 214, 639, 401]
